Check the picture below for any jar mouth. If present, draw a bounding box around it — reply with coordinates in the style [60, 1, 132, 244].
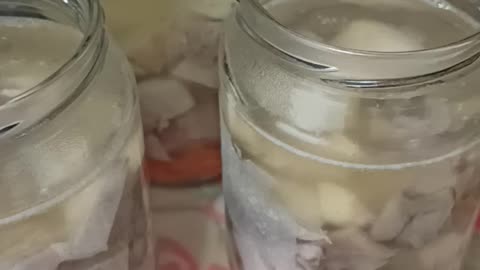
[5, 0, 103, 104]
[0, 0, 105, 138]
[239, 0, 480, 80]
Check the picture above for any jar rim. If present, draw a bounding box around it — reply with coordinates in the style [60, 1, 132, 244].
[254, 0, 480, 56]
[238, 0, 480, 80]
[0, 0, 106, 139]
[6, 0, 103, 104]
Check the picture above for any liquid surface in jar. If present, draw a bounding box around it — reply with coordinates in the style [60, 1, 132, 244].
[229, 0, 480, 165]
[265, 0, 479, 51]
[0, 17, 82, 103]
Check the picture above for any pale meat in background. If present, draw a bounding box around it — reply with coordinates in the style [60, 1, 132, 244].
[101, 0, 235, 185]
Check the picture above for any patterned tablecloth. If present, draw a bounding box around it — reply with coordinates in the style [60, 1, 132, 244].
[151, 185, 228, 270]
[150, 185, 480, 270]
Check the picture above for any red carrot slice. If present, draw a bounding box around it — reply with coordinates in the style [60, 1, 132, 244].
[145, 141, 222, 185]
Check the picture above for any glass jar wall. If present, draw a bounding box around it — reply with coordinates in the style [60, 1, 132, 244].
[0, 0, 152, 269]
[220, 0, 480, 270]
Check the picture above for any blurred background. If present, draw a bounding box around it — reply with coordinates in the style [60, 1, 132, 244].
[101, 1, 231, 270]
[99, 1, 480, 270]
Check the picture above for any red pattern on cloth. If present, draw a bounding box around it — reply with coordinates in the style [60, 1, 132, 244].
[152, 191, 480, 270]
[152, 190, 228, 270]
[156, 238, 199, 270]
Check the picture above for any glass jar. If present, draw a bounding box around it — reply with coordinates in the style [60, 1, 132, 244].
[101, 0, 234, 187]
[0, 0, 152, 269]
[220, 1, 480, 270]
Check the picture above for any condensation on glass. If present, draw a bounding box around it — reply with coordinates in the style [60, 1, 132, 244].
[0, 0, 152, 269]
[220, 1, 480, 270]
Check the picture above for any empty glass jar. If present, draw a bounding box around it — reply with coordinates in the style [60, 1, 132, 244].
[220, 0, 480, 270]
[0, 0, 152, 269]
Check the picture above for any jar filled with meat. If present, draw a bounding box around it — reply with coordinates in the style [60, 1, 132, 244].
[220, 0, 480, 270]
[0, 0, 152, 269]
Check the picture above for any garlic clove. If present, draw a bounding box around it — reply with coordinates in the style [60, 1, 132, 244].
[138, 78, 195, 121]
[372, 189, 455, 246]
[289, 88, 349, 134]
[370, 194, 410, 242]
[323, 228, 395, 270]
[331, 229, 395, 258]
[326, 134, 362, 159]
[224, 98, 266, 158]
[127, 30, 182, 75]
[331, 19, 424, 52]
[128, 16, 222, 75]
[397, 209, 452, 248]
[316, 182, 374, 227]
[172, 57, 219, 89]
[330, 18, 426, 79]
[101, 0, 174, 52]
[274, 180, 326, 229]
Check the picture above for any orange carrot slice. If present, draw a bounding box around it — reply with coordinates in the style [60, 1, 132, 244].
[146, 141, 222, 185]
